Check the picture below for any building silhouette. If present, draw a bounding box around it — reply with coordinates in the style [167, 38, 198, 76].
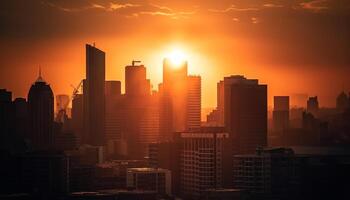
[105, 80, 123, 158]
[84, 44, 105, 146]
[56, 94, 70, 123]
[224, 75, 267, 154]
[273, 96, 290, 133]
[27, 71, 54, 150]
[160, 58, 188, 140]
[125, 61, 150, 97]
[336, 91, 349, 112]
[186, 75, 201, 129]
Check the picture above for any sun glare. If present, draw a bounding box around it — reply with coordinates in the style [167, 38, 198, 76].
[167, 49, 186, 66]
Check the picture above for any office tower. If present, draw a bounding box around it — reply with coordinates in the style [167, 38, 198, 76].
[0, 89, 13, 136]
[125, 61, 150, 96]
[126, 168, 172, 196]
[72, 94, 84, 144]
[186, 75, 201, 129]
[233, 148, 296, 199]
[217, 80, 225, 125]
[224, 75, 267, 154]
[273, 96, 290, 133]
[139, 94, 160, 155]
[306, 96, 319, 116]
[13, 98, 29, 139]
[105, 81, 122, 157]
[336, 91, 349, 112]
[21, 151, 69, 195]
[84, 44, 105, 146]
[56, 94, 70, 123]
[27, 72, 54, 150]
[180, 127, 231, 198]
[160, 58, 188, 140]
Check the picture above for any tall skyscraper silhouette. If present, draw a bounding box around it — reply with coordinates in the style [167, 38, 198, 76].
[306, 96, 319, 117]
[84, 44, 105, 146]
[273, 96, 290, 133]
[125, 61, 150, 97]
[160, 59, 188, 140]
[224, 75, 267, 154]
[186, 75, 201, 129]
[27, 70, 54, 150]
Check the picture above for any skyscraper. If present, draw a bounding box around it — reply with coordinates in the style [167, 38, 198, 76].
[224, 75, 267, 154]
[186, 75, 201, 129]
[84, 44, 105, 146]
[105, 80, 122, 157]
[273, 96, 290, 133]
[125, 61, 150, 97]
[27, 71, 54, 150]
[160, 58, 188, 140]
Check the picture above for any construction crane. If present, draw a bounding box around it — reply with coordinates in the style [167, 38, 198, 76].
[132, 60, 141, 66]
[71, 80, 83, 100]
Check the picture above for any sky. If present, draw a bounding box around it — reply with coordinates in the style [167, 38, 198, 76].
[0, 0, 350, 109]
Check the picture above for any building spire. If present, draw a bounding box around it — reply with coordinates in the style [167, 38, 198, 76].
[36, 65, 45, 83]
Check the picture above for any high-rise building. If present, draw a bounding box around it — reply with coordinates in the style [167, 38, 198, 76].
[336, 91, 349, 112]
[27, 71, 54, 150]
[160, 58, 188, 140]
[273, 96, 290, 133]
[186, 75, 201, 129]
[13, 98, 29, 140]
[224, 75, 267, 154]
[105, 81, 123, 157]
[0, 89, 13, 137]
[180, 127, 232, 198]
[125, 61, 150, 96]
[84, 44, 105, 146]
[126, 168, 172, 196]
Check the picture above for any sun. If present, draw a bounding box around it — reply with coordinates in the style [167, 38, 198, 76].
[166, 49, 187, 66]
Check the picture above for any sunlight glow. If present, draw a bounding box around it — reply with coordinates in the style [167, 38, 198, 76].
[167, 49, 186, 67]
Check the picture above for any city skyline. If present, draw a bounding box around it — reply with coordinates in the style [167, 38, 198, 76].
[1, 0, 350, 108]
[1, 1, 350, 199]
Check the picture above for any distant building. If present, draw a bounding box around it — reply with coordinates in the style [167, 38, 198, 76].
[306, 96, 319, 116]
[186, 75, 201, 129]
[224, 75, 267, 154]
[160, 58, 188, 140]
[336, 91, 349, 112]
[125, 61, 150, 96]
[27, 71, 54, 150]
[72, 94, 84, 145]
[273, 96, 290, 133]
[105, 81, 122, 158]
[84, 44, 105, 146]
[126, 168, 172, 196]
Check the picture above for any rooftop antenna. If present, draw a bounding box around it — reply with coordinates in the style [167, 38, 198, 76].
[39, 66, 42, 77]
[132, 60, 141, 66]
[93, 42, 96, 47]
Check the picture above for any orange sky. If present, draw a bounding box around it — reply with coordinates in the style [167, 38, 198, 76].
[1, 0, 350, 109]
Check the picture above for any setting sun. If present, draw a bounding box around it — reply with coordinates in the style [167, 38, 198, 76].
[166, 49, 187, 67]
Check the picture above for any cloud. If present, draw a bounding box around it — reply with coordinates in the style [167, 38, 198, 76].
[43, 1, 140, 12]
[43, 1, 195, 19]
[263, 3, 284, 8]
[299, 0, 329, 12]
[208, 5, 260, 13]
